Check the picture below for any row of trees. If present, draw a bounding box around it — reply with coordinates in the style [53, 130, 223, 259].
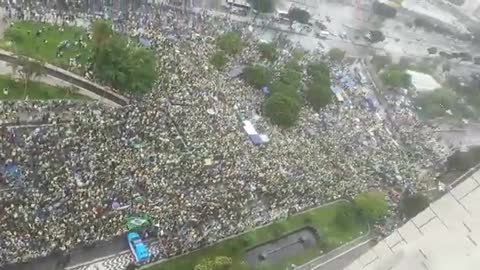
[244, 60, 334, 127]
[91, 20, 156, 94]
[242, 61, 303, 127]
[241, 43, 305, 128]
[264, 66, 303, 127]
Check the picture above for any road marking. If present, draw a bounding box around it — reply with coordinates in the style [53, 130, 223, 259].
[65, 251, 130, 270]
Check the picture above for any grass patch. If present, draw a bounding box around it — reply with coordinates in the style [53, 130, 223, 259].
[0, 74, 87, 100]
[147, 201, 367, 270]
[1, 21, 92, 71]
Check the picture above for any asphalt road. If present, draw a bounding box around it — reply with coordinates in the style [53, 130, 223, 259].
[312, 240, 376, 270]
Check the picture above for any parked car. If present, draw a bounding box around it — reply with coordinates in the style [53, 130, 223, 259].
[127, 232, 150, 264]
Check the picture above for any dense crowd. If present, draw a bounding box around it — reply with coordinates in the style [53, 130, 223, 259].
[0, 1, 449, 266]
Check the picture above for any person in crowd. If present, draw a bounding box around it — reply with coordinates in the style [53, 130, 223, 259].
[0, 0, 448, 265]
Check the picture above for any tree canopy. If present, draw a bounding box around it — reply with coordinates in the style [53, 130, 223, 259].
[210, 51, 229, 70]
[217, 32, 243, 55]
[288, 8, 311, 24]
[243, 65, 272, 89]
[367, 30, 385, 43]
[264, 63, 304, 127]
[264, 91, 301, 127]
[307, 62, 330, 79]
[285, 59, 302, 72]
[269, 80, 297, 97]
[91, 20, 156, 95]
[328, 48, 346, 62]
[306, 83, 332, 110]
[305, 61, 332, 109]
[279, 68, 302, 88]
[354, 191, 388, 222]
[93, 35, 156, 94]
[92, 20, 113, 50]
[381, 67, 411, 88]
[258, 42, 279, 62]
[249, 0, 275, 13]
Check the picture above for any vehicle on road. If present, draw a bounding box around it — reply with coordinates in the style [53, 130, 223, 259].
[127, 232, 150, 264]
[315, 30, 330, 39]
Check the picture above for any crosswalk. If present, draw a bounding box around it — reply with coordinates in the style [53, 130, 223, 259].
[67, 242, 162, 270]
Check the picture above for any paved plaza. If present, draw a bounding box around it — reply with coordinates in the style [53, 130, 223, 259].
[344, 169, 480, 270]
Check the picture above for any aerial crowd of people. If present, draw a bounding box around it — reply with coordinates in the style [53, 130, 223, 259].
[0, 0, 449, 266]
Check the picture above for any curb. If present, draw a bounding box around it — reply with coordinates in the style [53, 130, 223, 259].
[138, 199, 355, 269]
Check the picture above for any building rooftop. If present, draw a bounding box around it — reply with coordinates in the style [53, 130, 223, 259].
[345, 170, 480, 270]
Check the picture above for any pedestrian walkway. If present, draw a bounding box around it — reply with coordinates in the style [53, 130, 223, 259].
[344, 169, 480, 270]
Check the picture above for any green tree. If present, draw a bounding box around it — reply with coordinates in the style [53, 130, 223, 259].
[243, 65, 272, 89]
[328, 48, 346, 62]
[305, 61, 331, 109]
[306, 83, 332, 110]
[258, 42, 279, 62]
[401, 193, 430, 219]
[335, 204, 360, 231]
[269, 80, 300, 100]
[16, 56, 45, 98]
[94, 36, 156, 94]
[288, 8, 311, 24]
[91, 19, 113, 63]
[270, 80, 294, 95]
[126, 46, 157, 94]
[264, 92, 301, 127]
[354, 191, 388, 222]
[307, 62, 330, 79]
[279, 68, 302, 88]
[250, 0, 275, 13]
[285, 59, 302, 72]
[217, 32, 243, 55]
[381, 67, 411, 88]
[210, 51, 229, 70]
